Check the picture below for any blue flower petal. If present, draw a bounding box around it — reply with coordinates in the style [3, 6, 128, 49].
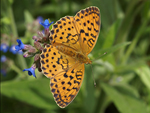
[9, 45, 18, 54]
[0, 55, 7, 62]
[23, 66, 36, 78]
[15, 39, 25, 51]
[18, 50, 23, 54]
[0, 69, 7, 76]
[40, 19, 54, 29]
[0, 43, 9, 53]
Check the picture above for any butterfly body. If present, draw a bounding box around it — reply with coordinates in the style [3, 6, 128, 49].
[40, 6, 100, 108]
[54, 43, 91, 64]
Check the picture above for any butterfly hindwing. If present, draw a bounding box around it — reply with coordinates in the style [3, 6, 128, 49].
[40, 44, 77, 78]
[40, 44, 85, 108]
[50, 63, 84, 108]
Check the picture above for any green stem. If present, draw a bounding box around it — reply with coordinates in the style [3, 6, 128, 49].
[7, 1, 18, 37]
[94, 89, 106, 113]
[8, 1, 28, 70]
[121, 12, 150, 64]
[9, 60, 28, 79]
[17, 54, 28, 70]
[114, 1, 144, 61]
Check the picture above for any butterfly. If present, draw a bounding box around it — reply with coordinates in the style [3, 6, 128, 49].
[40, 6, 101, 108]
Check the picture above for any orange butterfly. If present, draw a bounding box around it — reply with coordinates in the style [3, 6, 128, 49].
[40, 6, 101, 108]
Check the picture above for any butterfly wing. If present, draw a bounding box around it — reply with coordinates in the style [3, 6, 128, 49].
[40, 6, 100, 108]
[41, 44, 77, 78]
[40, 45, 85, 108]
[49, 16, 82, 52]
[50, 63, 84, 108]
[49, 6, 100, 55]
[74, 6, 101, 55]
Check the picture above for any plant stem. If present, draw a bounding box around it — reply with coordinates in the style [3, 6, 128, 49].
[9, 60, 28, 79]
[94, 89, 106, 113]
[7, 1, 28, 72]
[114, 0, 143, 61]
[121, 10, 150, 64]
[7, 1, 18, 37]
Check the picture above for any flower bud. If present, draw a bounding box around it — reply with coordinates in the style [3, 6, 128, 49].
[28, 47, 37, 54]
[24, 45, 32, 50]
[44, 28, 50, 37]
[34, 41, 44, 51]
[37, 31, 44, 37]
[23, 51, 34, 58]
[32, 36, 42, 42]
[34, 54, 40, 62]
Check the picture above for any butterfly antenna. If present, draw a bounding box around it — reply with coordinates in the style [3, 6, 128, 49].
[92, 52, 107, 62]
[90, 64, 96, 87]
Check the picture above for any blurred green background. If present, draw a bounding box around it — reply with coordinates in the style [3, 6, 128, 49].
[1, 0, 150, 113]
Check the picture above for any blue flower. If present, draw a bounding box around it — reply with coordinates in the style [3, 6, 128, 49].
[18, 50, 23, 54]
[0, 43, 9, 53]
[40, 19, 54, 29]
[23, 65, 36, 78]
[0, 69, 6, 76]
[15, 39, 25, 51]
[0, 55, 7, 62]
[9, 45, 18, 54]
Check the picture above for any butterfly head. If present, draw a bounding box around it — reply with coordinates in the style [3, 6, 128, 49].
[85, 57, 92, 64]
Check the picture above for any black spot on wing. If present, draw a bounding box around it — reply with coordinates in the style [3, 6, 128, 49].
[51, 30, 54, 35]
[62, 18, 66, 21]
[87, 38, 95, 47]
[80, 29, 85, 33]
[53, 24, 58, 28]
[81, 10, 84, 14]
[41, 54, 45, 58]
[57, 21, 61, 24]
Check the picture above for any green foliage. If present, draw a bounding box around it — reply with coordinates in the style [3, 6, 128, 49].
[1, 0, 150, 113]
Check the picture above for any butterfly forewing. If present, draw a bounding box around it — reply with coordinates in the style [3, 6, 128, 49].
[74, 6, 100, 55]
[49, 16, 81, 52]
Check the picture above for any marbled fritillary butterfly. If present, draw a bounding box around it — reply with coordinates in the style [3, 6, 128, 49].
[40, 6, 101, 108]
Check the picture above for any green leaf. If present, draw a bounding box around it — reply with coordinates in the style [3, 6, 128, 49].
[83, 65, 96, 113]
[110, 72, 135, 84]
[92, 0, 122, 29]
[115, 56, 150, 73]
[101, 82, 148, 113]
[115, 0, 144, 60]
[135, 64, 150, 90]
[121, 4, 150, 64]
[102, 19, 121, 49]
[1, 17, 11, 24]
[24, 10, 34, 23]
[1, 78, 57, 109]
[91, 42, 131, 60]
